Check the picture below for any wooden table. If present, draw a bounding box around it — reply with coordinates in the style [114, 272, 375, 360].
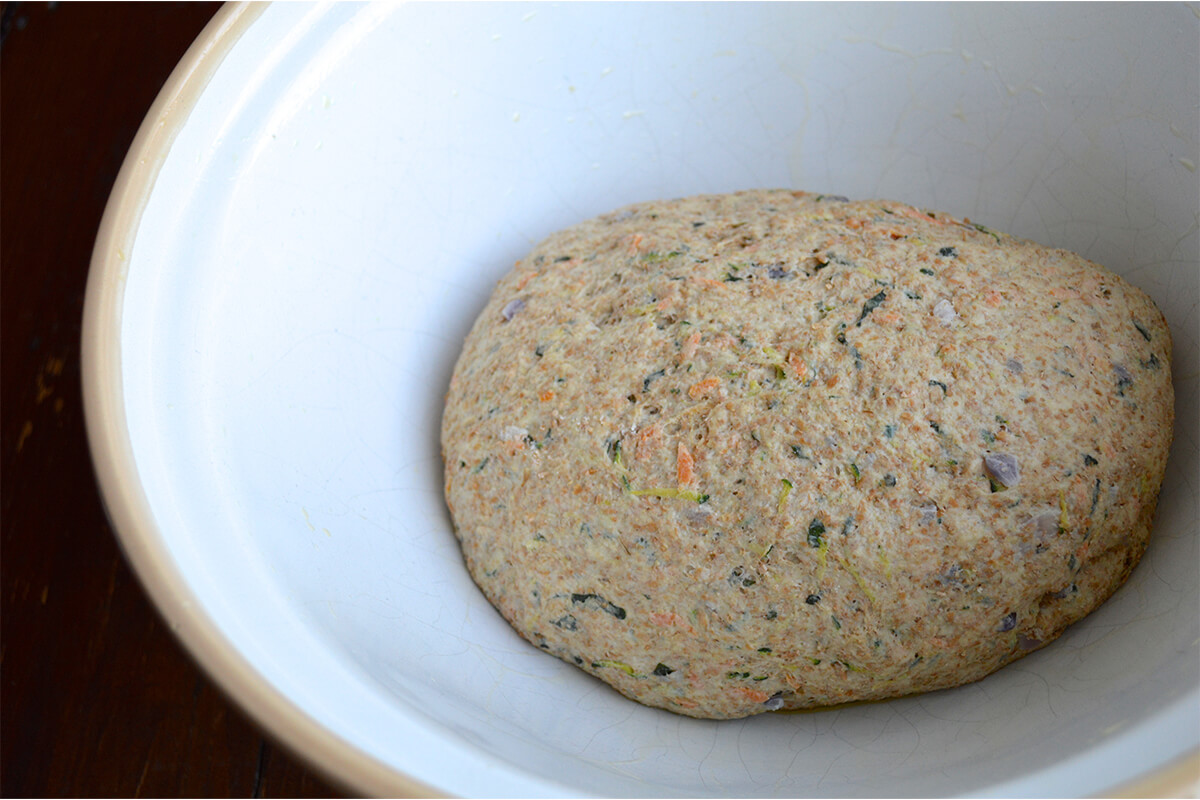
[2, 4, 344, 795]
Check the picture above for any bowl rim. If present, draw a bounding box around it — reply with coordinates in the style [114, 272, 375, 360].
[79, 3, 437, 796]
[79, 3, 1198, 798]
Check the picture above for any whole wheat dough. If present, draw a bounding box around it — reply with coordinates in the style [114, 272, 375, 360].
[440, 190, 1174, 719]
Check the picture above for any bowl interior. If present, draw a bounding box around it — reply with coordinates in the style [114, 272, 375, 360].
[107, 3, 1198, 796]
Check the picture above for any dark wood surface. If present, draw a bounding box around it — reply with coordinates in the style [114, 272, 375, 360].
[1, 3, 345, 796]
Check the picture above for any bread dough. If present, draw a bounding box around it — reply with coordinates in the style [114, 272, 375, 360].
[440, 190, 1174, 719]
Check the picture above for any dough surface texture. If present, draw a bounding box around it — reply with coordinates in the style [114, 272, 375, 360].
[441, 190, 1174, 719]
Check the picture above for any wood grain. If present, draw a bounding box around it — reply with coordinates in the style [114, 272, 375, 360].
[1, 4, 345, 796]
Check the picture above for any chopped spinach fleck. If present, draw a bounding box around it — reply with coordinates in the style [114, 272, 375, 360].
[1083, 454, 1099, 467]
[1132, 319, 1152, 342]
[472, 457, 490, 473]
[1114, 364, 1133, 395]
[607, 439, 624, 467]
[937, 246, 957, 258]
[920, 267, 936, 276]
[971, 222, 1001, 242]
[552, 614, 579, 631]
[571, 593, 627, 619]
[790, 444, 810, 460]
[805, 594, 821, 605]
[884, 424, 896, 439]
[856, 290, 888, 326]
[807, 518, 826, 548]
[653, 662, 675, 676]
[928, 379, 948, 394]
[643, 369, 666, 392]
[758, 647, 772, 653]
[883, 474, 897, 487]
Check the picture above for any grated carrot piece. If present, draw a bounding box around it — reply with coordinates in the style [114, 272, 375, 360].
[788, 352, 808, 380]
[539, 390, 554, 402]
[896, 205, 943, 224]
[735, 686, 771, 703]
[681, 330, 702, 361]
[636, 424, 662, 460]
[677, 441, 695, 486]
[985, 290, 1003, 307]
[627, 234, 644, 254]
[688, 376, 720, 399]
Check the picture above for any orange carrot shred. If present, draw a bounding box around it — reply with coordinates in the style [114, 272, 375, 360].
[736, 687, 771, 703]
[788, 352, 808, 380]
[677, 441, 695, 486]
[688, 376, 720, 399]
[539, 390, 554, 402]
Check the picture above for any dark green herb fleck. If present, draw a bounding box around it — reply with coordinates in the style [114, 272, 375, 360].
[571, 593, 627, 619]
[805, 594, 821, 605]
[807, 518, 826, 548]
[972, 222, 1001, 242]
[1084, 454, 1099, 467]
[937, 247, 957, 258]
[473, 457, 490, 473]
[1132, 320, 1152, 342]
[856, 290, 888, 326]
[653, 662, 675, 676]
[929, 379, 948, 394]
[643, 369, 666, 392]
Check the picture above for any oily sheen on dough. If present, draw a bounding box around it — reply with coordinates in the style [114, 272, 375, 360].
[440, 190, 1174, 719]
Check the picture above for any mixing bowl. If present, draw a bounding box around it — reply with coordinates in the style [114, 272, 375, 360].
[83, 3, 1198, 796]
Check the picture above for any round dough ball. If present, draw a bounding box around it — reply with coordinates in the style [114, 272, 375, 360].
[441, 190, 1174, 719]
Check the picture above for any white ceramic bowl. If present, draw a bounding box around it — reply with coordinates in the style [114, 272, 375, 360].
[84, 3, 1199, 796]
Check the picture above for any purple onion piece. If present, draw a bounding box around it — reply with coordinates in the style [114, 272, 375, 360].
[999, 611, 1017, 632]
[1006, 358, 1023, 373]
[501, 298, 526, 321]
[983, 453, 1020, 488]
[763, 693, 785, 711]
